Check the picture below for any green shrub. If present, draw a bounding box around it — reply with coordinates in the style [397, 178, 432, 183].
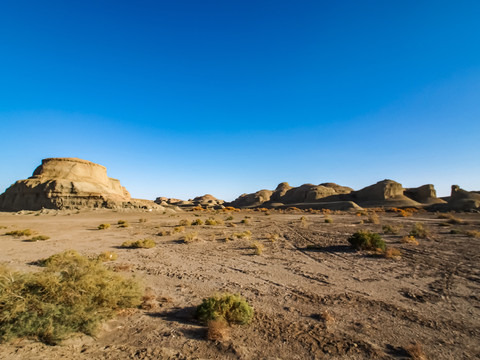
[5, 229, 33, 237]
[348, 230, 386, 251]
[98, 223, 111, 230]
[121, 239, 156, 249]
[0, 250, 142, 344]
[409, 223, 429, 239]
[196, 293, 254, 325]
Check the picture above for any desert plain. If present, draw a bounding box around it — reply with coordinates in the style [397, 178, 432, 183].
[0, 207, 479, 359]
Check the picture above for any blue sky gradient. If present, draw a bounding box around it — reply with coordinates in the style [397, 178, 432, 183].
[1, 1, 479, 200]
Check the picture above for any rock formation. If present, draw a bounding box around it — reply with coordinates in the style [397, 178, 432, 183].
[404, 184, 445, 204]
[445, 185, 480, 211]
[0, 158, 160, 211]
[351, 179, 420, 207]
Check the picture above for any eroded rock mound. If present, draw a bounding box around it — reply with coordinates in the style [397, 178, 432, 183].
[0, 158, 159, 211]
[447, 185, 480, 211]
[351, 179, 420, 207]
[404, 184, 445, 204]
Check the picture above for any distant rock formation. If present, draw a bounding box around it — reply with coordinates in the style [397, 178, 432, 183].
[154, 194, 224, 208]
[0, 158, 160, 211]
[404, 184, 446, 204]
[445, 185, 480, 211]
[351, 179, 420, 207]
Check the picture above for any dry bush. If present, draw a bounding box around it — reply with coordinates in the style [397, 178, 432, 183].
[299, 216, 308, 227]
[26, 235, 50, 242]
[405, 343, 428, 360]
[174, 226, 185, 233]
[320, 310, 335, 325]
[251, 242, 264, 255]
[241, 219, 250, 225]
[117, 220, 127, 225]
[191, 219, 204, 226]
[227, 222, 237, 227]
[5, 229, 33, 237]
[97, 223, 110, 230]
[234, 230, 252, 240]
[183, 231, 199, 243]
[225, 215, 234, 221]
[438, 213, 464, 224]
[266, 233, 279, 242]
[205, 219, 217, 226]
[207, 319, 230, 341]
[383, 247, 402, 259]
[196, 293, 254, 325]
[366, 212, 380, 224]
[97, 251, 118, 262]
[121, 239, 156, 249]
[465, 230, 480, 238]
[401, 235, 419, 245]
[0, 251, 142, 344]
[112, 263, 133, 272]
[382, 224, 401, 235]
[139, 218, 147, 223]
[409, 223, 429, 239]
[118, 221, 130, 228]
[141, 288, 158, 310]
[324, 217, 333, 223]
[158, 229, 172, 236]
[178, 219, 190, 226]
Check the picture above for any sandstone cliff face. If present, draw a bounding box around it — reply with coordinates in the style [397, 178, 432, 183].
[0, 158, 155, 211]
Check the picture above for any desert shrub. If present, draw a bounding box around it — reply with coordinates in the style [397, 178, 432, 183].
[26, 235, 50, 242]
[366, 212, 380, 224]
[98, 223, 110, 230]
[324, 217, 333, 223]
[449, 229, 462, 234]
[158, 229, 172, 236]
[382, 224, 400, 235]
[227, 222, 237, 227]
[5, 229, 33, 237]
[409, 223, 428, 239]
[191, 219, 204, 226]
[225, 216, 234, 221]
[178, 219, 189, 226]
[174, 226, 185, 233]
[347, 231, 386, 251]
[234, 230, 252, 240]
[299, 216, 308, 227]
[183, 232, 199, 243]
[405, 343, 427, 360]
[196, 293, 253, 325]
[465, 230, 480, 238]
[121, 239, 156, 249]
[117, 220, 127, 225]
[118, 221, 130, 228]
[383, 247, 402, 259]
[139, 218, 147, 223]
[320, 310, 335, 325]
[97, 251, 118, 262]
[250, 242, 264, 255]
[240, 219, 250, 225]
[438, 213, 464, 224]
[438, 222, 451, 227]
[0, 250, 142, 344]
[207, 319, 230, 341]
[266, 233, 279, 242]
[205, 219, 217, 226]
[401, 235, 419, 245]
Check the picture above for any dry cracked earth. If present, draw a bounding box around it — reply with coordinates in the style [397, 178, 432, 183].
[0, 208, 479, 359]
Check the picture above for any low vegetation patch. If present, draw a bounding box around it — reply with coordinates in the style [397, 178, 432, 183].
[174, 226, 185, 233]
[348, 230, 386, 251]
[240, 219, 250, 225]
[366, 212, 380, 224]
[409, 223, 429, 239]
[196, 293, 254, 325]
[25, 235, 50, 242]
[266, 233, 279, 242]
[183, 231, 199, 243]
[382, 224, 401, 235]
[234, 230, 252, 240]
[207, 319, 230, 341]
[250, 241, 264, 255]
[324, 217, 333, 223]
[191, 219, 204, 226]
[139, 218, 147, 223]
[98, 223, 111, 230]
[5, 229, 33, 237]
[178, 219, 190, 226]
[0, 250, 142, 345]
[97, 251, 118, 262]
[401, 235, 419, 245]
[121, 239, 156, 249]
[383, 247, 402, 259]
[465, 230, 480, 238]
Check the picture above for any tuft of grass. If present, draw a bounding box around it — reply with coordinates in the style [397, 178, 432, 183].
[240, 219, 250, 225]
[348, 230, 386, 251]
[409, 223, 429, 239]
[174, 226, 185, 233]
[25, 235, 50, 242]
[234, 230, 252, 240]
[178, 219, 190, 226]
[366, 212, 380, 224]
[118, 222, 130, 228]
[0, 250, 142, 344]
[266, 233, 279, 243]
[158, 229, 172, 236]
[5, 229, 33, 237]
[250, 242, 264, 255]
[324, 217, 333, 224]
[438, 213, 464, 225]
[97, 251, 118, 262]
[117, 220, 127, 225]
[121, 239, 156, 249]
[139, 218, 147, 223]
[196, 293, 254, 325]
[405, 343, 428, 360]
[191, 219, 204, 226]
[382, 224, 400, 235]
[401, 235, 419, 245]
[383, 247, 402, 259]
[449, 229, 463, 234]
[320, 310, 335, 325]
[465, 230, 480, 238]
[205, 219, 217, 226]
[225, 216, 234, 221]
[207, 319, 230, 341]
[98, 223, 111, 230]
[183, 232, 199, 243]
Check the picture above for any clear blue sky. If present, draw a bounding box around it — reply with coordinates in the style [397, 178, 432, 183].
[1, 1, 479, 201]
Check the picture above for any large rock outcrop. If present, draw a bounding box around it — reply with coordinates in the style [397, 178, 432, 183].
[351, 179, 420, 207]
[0, 158, 159, 211]
[404, 184, 445, 204]
[446, 185, 480, 211]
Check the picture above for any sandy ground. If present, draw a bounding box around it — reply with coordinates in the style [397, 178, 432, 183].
[0, 208, 479, 359]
